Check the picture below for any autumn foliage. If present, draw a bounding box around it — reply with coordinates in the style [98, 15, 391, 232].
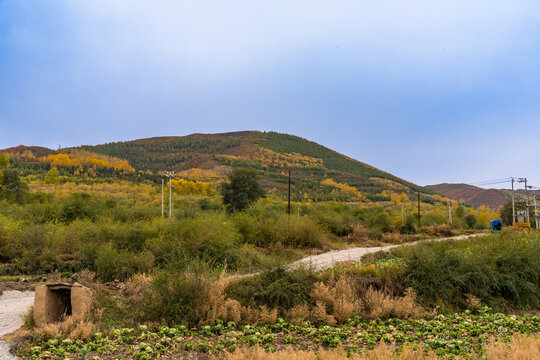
[321, 178, 365, 200]
[171, 178, 216, 196]
[43, 150, 134, 172]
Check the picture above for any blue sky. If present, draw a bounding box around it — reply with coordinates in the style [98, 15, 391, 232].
[1, 1, 539, 187]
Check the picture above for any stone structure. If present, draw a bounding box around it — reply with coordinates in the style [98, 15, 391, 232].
[34, 283, 92, 327]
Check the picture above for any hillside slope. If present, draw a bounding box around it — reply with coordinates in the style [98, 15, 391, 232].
[426, 183, 520, 208]
[3, 131, 438, 203]
[79, 131, 429, 200]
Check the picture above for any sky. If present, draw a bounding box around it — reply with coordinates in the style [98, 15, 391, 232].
[1, 1, 539, 188]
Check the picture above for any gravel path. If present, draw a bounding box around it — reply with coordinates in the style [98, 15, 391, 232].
[0, 291, 34, 360]
[292, 233, 487, 270]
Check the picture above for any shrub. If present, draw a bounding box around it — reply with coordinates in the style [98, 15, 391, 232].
[464, 214, 478, 229]
[226, 268, 318, 312]
[94, 245, 153, 281]
[60, 194, 97, 223]
[148, 269, 214, 326]
[308, 203, 355, 236]
[277, 215, 323, 248]
[148, 215, 241, 270]
[392, 233, 540, 310]
[233, 213, 323, 248]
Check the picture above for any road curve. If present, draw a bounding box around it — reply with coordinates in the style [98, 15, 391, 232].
[292, 233, 487, 271]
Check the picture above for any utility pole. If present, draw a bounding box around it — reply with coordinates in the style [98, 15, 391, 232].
[449, 202, 452, 226]
[525, 178, 530, 224]
[161, 178, 164, 218]
[511, 177, 516, 224]
[165, 171, 175, 219]
[533, 189, 538, 229]
[287, 169, 291, 215]
[417, 191, 421, 227]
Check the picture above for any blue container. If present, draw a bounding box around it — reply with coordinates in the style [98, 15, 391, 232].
[490, 220, 503, 233]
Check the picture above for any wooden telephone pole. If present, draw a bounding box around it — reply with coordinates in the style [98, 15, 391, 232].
[287, 169, 291, 215]
[417, 191, 421, 227]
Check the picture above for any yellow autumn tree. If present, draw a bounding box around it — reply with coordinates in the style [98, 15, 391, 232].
[321, 178, 366, 200]
[390, 192, 409, 204]
[44, 167, 60, 184]
[170, 178, 216, 196]
[43, 150, 134, 172]
[0, 153, 9, 184]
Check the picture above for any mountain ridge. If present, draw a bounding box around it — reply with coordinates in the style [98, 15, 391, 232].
[3, 131, 440, 203]
[426, 183, 524, 208]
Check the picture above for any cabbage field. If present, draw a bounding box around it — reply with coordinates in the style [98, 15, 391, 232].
[20, 309, 539, 359]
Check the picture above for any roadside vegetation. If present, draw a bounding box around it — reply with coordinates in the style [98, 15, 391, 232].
[0, 189, 491, 281]
[3, 150, 537, 359]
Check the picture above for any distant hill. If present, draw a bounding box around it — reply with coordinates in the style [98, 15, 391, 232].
[3, 131, 440, 203]
[426, 183, 523, 208]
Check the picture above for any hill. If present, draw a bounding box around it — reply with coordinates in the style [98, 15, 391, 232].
[426, 183, 522, 208]
[2, 131, 439, 203]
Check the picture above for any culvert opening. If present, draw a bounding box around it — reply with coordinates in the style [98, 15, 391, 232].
[48, 285, 72, 322]
[34, 283, 93, 327]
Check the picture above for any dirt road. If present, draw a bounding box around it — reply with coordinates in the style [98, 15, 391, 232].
[292, 233, 487, 270]
[0, 291, 34, 360]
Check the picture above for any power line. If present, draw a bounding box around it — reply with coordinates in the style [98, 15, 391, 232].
[470, 181, 511, 186]
[468, 178, 512, 186]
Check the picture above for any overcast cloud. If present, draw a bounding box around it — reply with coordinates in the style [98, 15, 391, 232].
[1, 0, 539, 187]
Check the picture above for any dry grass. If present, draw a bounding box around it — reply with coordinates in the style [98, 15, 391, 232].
[221, 335, 540, 359]
[363, 287, 427, 319]
[39, 313, 96, 340]
[421, 225, 453, 237]
[465, 293, 481, 310]
[2, 328, 31, 344]
[220, 345, 437, 360]
[381, 232, 404, 244]
[348, 223, 371, 242]
[120, 273, 151, 304]
[307, 276, 427, 323]
[484, 334, 540, 359]
[71, 270, 96, 287]
[198, 274, 278, 326]
[311, 276, 361, 323]
[289, 304, 310, 324]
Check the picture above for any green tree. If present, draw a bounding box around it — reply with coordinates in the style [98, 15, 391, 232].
[0, 169, 28, 202]
[464, 214, 477, 228]
[0, 153, 8, 185]
[0, 153, 8, 169]
[500, 200, 533, 226]
[500, 200, 514, 225]
[44, 167, 60, 184]
[220, 168, 265, 212]
[0, 154, 27, 202]
[455, 206, 465, 218]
